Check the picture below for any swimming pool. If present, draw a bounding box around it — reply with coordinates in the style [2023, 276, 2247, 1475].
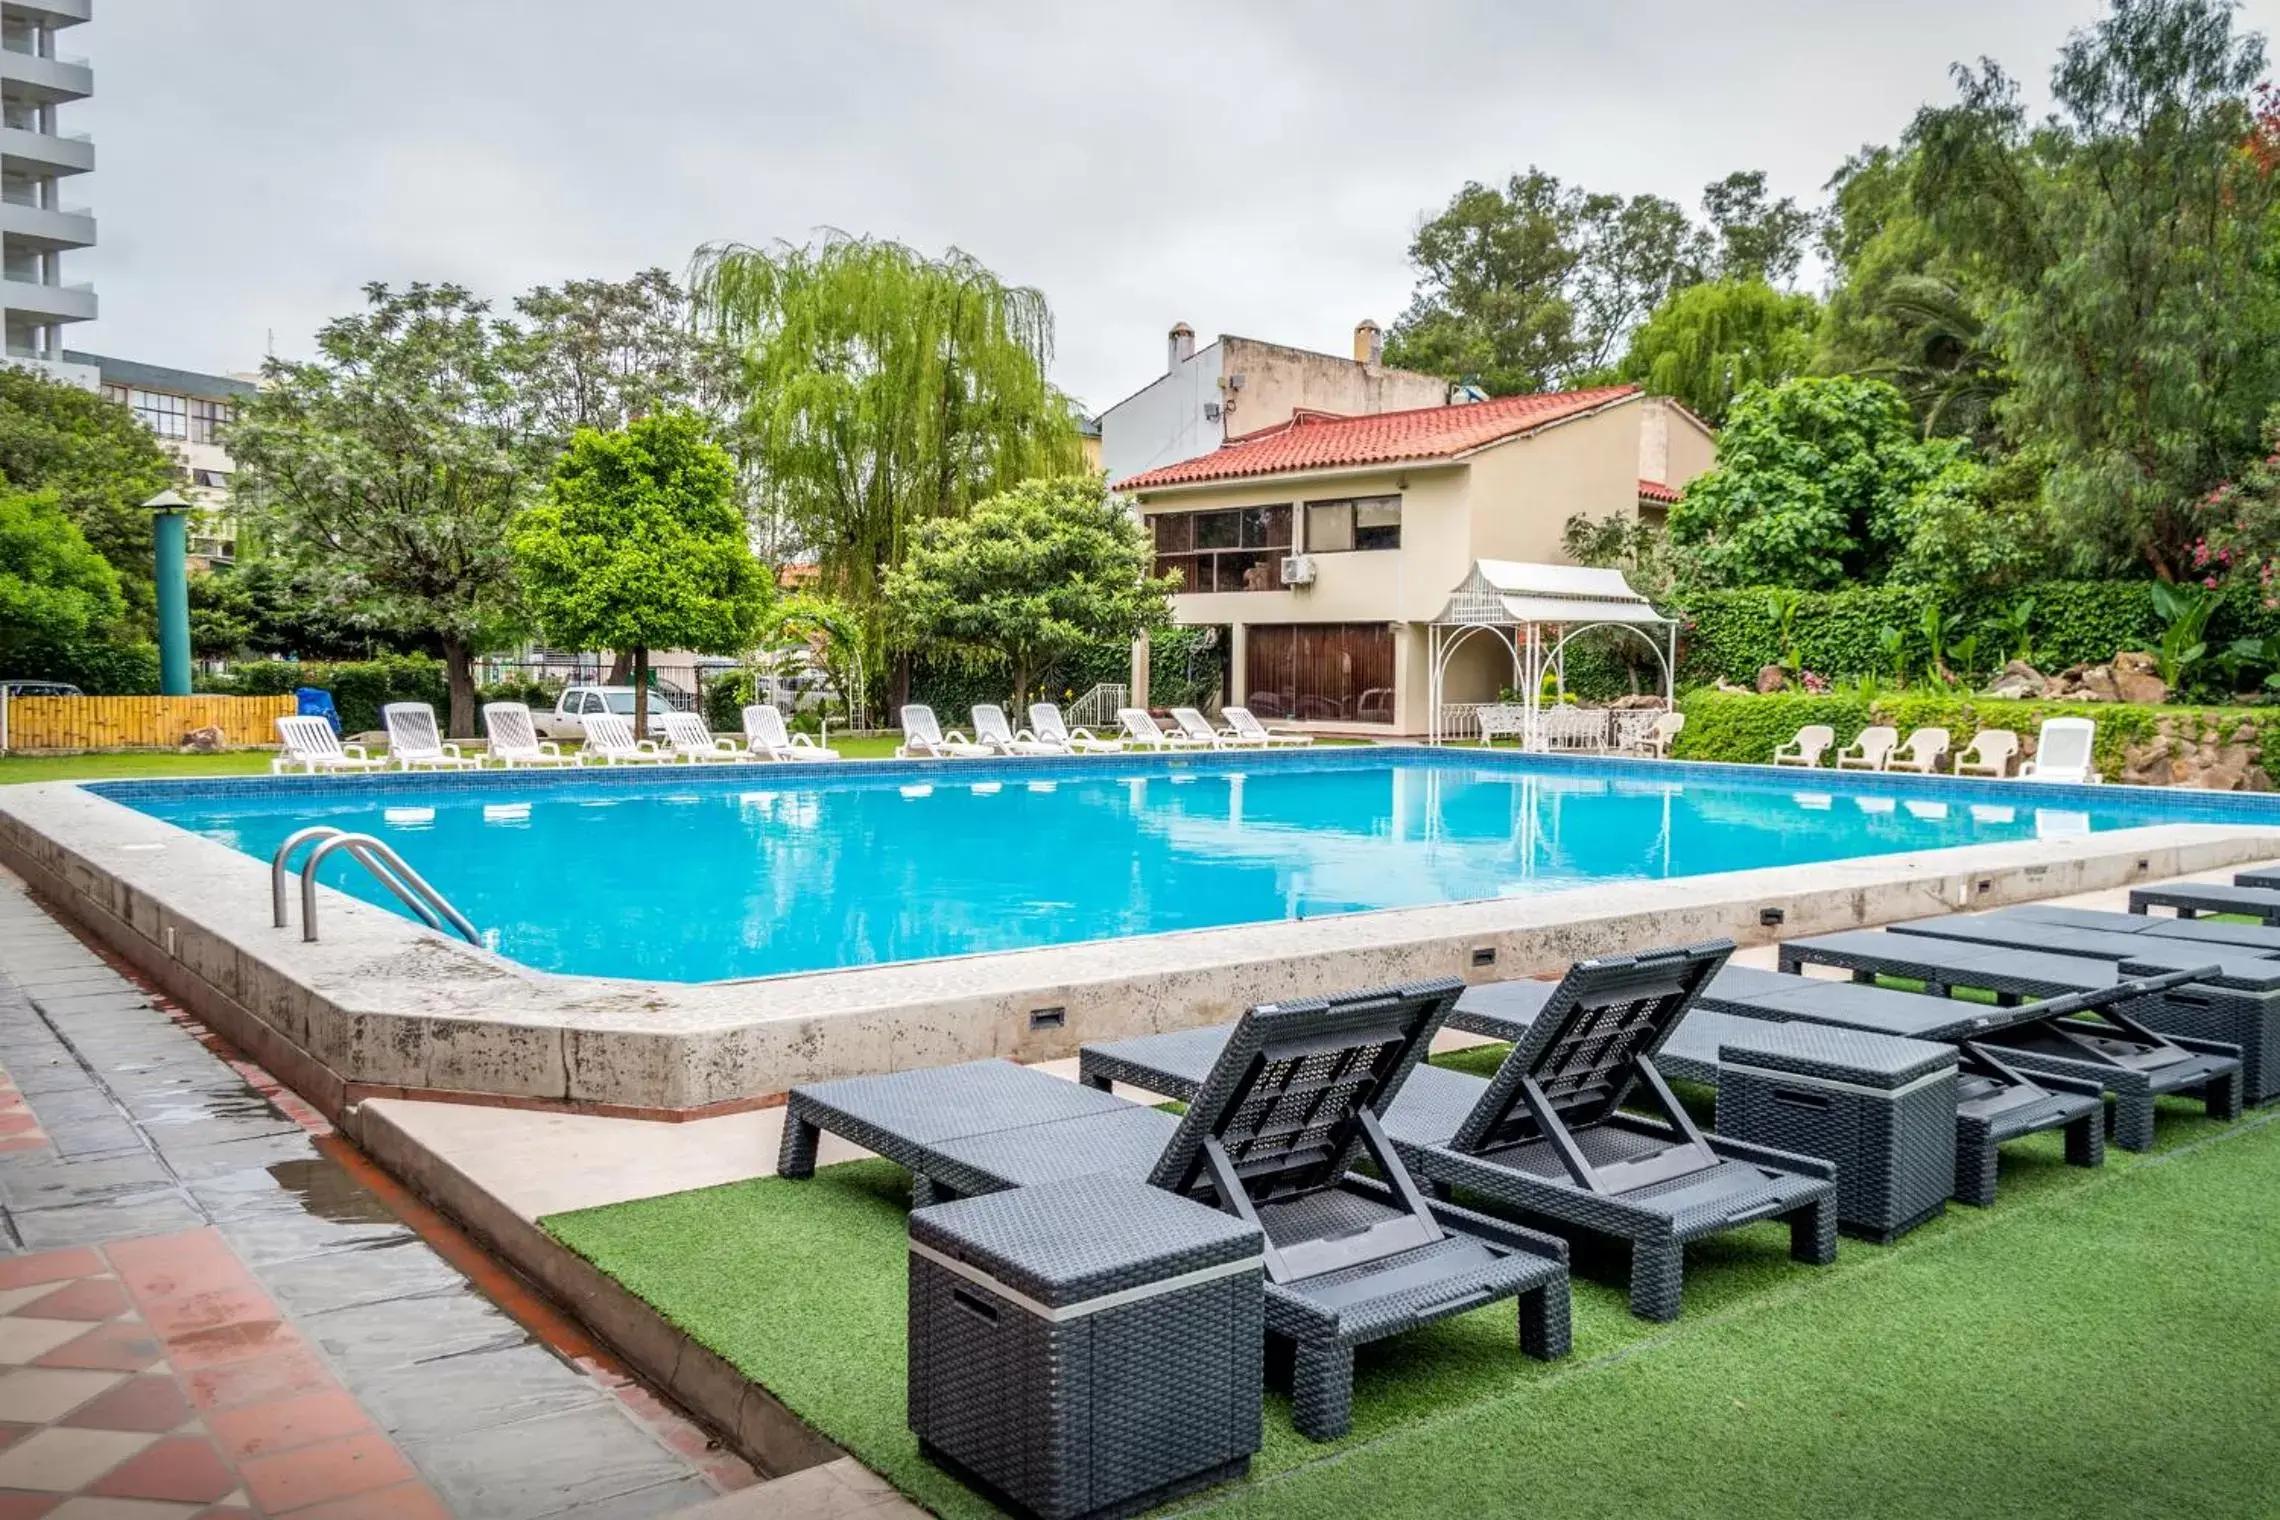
[96, 751, 2260, 983]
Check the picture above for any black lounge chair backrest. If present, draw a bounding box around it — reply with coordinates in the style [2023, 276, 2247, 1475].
[1454, 942, 1734, 1159]
[1149, 978, 1460, 1210]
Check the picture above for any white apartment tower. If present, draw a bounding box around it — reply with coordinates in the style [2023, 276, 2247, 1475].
[0, 0, 91, 382]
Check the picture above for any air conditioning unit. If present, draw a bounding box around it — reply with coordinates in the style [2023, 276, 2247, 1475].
[1203, 401, 1222, 421]
[1279, 554, 1316, 587]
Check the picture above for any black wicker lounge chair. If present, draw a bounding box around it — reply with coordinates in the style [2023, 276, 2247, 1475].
[2236, 867, 2280, 890]
[2128, 880, 2280, 925]
[783, 981, 1572, 1441]
[1884, 911, 2280, 1104]
[2001, 902, 2280, 954]
[1395, 944, 1837, 1319]
[1086, 947, 1837, 1319]
[1768, 933, 2243, 1149]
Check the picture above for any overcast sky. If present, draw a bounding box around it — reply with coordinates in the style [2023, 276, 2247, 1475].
[73, 0, 2280, 413]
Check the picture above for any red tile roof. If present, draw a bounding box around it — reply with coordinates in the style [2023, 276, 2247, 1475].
[1117, 385, 1643, 491]
[1637, 478, 1680, 505]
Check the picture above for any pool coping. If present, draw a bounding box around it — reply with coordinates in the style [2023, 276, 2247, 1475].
[4, 756, 2280, 1113]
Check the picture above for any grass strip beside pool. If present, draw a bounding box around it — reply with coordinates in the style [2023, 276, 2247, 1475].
[543, 1076, 2276, 1519]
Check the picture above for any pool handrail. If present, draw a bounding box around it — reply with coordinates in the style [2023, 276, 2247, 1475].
[271, 825, 481, 946]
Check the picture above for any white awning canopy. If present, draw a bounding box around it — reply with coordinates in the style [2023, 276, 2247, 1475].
[1434, 559, 1672, 627]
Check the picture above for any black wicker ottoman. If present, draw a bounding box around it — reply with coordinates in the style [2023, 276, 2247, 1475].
[908, 1176, 1265, 1520]
[1708, 1020, 1957, 1244]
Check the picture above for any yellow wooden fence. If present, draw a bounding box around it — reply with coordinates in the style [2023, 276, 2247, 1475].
[0, 695, 297, 752]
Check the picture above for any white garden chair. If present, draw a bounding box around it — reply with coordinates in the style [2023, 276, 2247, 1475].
[1029, 703, 1124, 753]
[1771, 725, 1835, 768]
[272, 716, 386, 775]
[1222, 707, 1312, 747]
[656, 710, 743, 762]
[1118, 708, 1210, 751]
[581, 712, 672, 764]
[742, 704, 839, 761]
[382, 703, 482, 771]
[971, 704, 1062, 756]
[1636, 711, 1685, 758]
[1953, 729, 2020, 779]
[897, 705, 993, 758]
[1887, 727, 1951, 775]
[1169, 707, 1243, 749]
[1834, 726, 1900, 772]
[2019, 718, 2101, 784]
[482, 703, 580, 768]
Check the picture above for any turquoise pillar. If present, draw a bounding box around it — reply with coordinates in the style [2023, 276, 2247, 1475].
[147, 491, 193, 696]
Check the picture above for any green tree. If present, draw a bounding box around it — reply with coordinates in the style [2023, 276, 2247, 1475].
[0, 488, 153, 691]
[1667, 376, 1962, 590]
[227, 282, 539, 734]
[690, 234, 1083, 616]
[1384, 170, 1704, 393]
[1618, 279, 1819, 425]
[1700, 169, 1815, 286]
[0, 367, 179, 614]
[512, 410, 771, 737]
[506, 268, 739, 446]
[882, 475, 1175, 708]
[1910, 0, 2280, 578]
[1886, 446, 2059, 594]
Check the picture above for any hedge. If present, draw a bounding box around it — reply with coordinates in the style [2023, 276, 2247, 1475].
[1670, 580, 2280, 690]
[1673, 689, 2280, 786]
[202, 655, 563, 737]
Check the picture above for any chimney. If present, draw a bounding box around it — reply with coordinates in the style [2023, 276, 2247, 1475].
[1353, 318, 1382, 366]
[1167, 321, 1195, 374]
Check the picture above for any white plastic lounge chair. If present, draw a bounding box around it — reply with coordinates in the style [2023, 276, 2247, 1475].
[1637, 711, 1684, 758]
[1118, 708, 1210, 751]
[382, 703, 481, 771]
[1169, 707, 1242, 749]
[742, 704, 839, 761]
[971, 704, 1061, 756]
[581, 712, 671, 764]
[1222, 706, 1312, 747]
[2019, 718, 2100, 783]
[1834, 725, 1899, 772]
[482, 703, 580, 768]
[272, 715, 386, 775]
[897, 705, 994, 759]
[1887, 727, 1951, 775]
[656, 710, 743, 762]
[1772, 724, 1835, 768]
[1954, 728, 2020, 778]
[1028, 703, 1125, 753]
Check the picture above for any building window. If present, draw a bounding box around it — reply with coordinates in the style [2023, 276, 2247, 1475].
[113, 388, 189, 438]
[1304, 494, 1401, 552]
[190, 397, 234, 444]
[1245, 623, 1396, 724]
[1151, 504, 1291, 592]
[191, 468, 229, 489]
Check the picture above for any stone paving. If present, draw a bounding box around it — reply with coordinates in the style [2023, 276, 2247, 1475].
[0, 876, 759, 1519]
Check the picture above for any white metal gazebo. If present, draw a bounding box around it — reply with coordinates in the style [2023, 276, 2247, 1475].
[1425, 560, 1677, 747]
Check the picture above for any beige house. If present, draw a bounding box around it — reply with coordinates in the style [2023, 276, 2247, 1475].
[1118, 384, 1714, 736]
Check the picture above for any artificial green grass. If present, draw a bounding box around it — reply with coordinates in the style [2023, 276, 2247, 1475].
[544, 1060, 2277, 1519]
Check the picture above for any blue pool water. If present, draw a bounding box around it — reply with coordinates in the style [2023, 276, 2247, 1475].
[99, 753, 2251, 983]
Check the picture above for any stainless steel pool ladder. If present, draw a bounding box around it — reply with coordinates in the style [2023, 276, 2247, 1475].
[270, 826, 482, 946]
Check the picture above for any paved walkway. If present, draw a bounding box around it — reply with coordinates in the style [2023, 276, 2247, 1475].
[0, 876, 758, 1519]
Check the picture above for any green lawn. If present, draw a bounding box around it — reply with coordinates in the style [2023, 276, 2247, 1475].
[545, 1069, 2280, 1520]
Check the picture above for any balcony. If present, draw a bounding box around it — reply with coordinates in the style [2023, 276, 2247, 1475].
[0, 276, 92, 321]
[0, 199, 89, 249]
[0, 48, 87, 104]
[0, 125, 88, 176]
[1, 0, 92, 25]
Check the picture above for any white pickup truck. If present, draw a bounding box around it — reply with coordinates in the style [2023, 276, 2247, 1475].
[530, 685, 686, 741]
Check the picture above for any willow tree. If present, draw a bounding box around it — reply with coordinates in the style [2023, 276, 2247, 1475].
[690, 235, 1084, 700]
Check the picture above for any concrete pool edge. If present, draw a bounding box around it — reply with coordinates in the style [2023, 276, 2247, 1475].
[6, 773, 2280, 1114]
